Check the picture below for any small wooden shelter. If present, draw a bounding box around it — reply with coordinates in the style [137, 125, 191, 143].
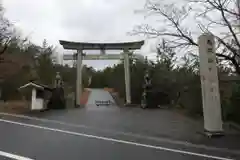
[18, 82, 52, 111]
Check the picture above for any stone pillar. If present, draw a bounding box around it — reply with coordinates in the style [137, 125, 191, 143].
[124, 50, 131, 104]
[76, 49, 83, 107]
[198, 34, 223, 136]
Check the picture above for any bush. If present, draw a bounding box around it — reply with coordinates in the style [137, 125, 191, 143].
[177, 81, 203, 116]
[223, 82, 240, 124]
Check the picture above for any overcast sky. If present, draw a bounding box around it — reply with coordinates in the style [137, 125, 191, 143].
[2, 0, 159, 69]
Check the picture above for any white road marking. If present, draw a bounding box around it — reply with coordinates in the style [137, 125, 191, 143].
[0, 150, 34, 160]
[0, 112, 239, 155]
[0, 118, 234, 160]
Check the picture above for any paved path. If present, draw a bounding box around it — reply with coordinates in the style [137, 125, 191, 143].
[86, 89, 116, 107]
[0, 105, 239, 160]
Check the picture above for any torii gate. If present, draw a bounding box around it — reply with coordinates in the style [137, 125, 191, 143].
[59, 40, 145, 107]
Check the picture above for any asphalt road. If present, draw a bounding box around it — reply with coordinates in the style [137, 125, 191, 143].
[0, 106, 239, 160]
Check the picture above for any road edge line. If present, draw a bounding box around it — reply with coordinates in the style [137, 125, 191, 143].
[0, 118, 234, 160]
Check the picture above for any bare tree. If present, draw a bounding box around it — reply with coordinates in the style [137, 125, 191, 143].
[238, 0, 240, 28]
[133, 0, 240, 74]
[0, 3, 14, 57]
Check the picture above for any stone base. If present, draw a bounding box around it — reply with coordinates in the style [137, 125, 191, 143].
[204, 129, 224, 138]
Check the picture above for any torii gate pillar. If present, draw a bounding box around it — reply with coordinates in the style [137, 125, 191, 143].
[123, 50, 131, 104]
[76, 49, 83, 107]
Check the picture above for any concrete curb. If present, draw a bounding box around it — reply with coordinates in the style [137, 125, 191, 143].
[124, 104, 139, 107]
[226, 122, 240, 131]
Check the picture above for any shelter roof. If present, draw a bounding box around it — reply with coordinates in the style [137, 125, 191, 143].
[19, 82, 53, 91]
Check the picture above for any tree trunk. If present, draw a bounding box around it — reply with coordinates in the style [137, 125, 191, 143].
[231, 58, 240, 75]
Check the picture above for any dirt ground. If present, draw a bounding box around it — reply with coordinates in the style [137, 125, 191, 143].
[0, 101, 30, 114]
